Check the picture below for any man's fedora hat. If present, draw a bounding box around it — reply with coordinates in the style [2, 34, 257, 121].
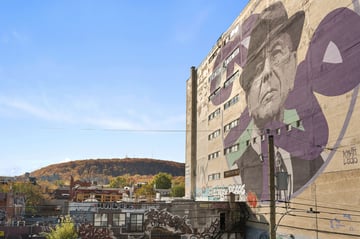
[240, 1, 305, 92]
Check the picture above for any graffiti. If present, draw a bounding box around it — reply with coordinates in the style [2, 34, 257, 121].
[144, 208, 193, 234]
[70, 211, 93, 224]
[189, 218, 220, 239]
[329, 214, 357, 232]
[330, 218, 345, 229]
[343, 147, 358, 165]
[207, 184, 247, 201]
[78, 223, 115, 239]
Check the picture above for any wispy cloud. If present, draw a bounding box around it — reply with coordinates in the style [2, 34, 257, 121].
[84, 117, 143, 131]
[0, 96, 185, 131]
[0, 97, 70, 121]
[1, 29, 29, 44]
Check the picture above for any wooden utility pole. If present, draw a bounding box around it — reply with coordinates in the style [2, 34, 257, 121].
[268, 134, 276, 239]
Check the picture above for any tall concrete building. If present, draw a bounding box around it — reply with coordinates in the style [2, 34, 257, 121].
[186, 0, 360, 238]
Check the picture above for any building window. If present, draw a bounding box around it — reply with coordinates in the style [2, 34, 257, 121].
[224, 94, 239, 110]
[208, 108, 221, 121]
[113, 213, 126, 227]
[208, 173, 221, 181]
[286, 124, 292, 131]
[224, 144, 239, 155]
[208, 151, 220, 160]
[208, 129, 221, 141]
[130, 214, 143, 232]
[94, 213, 108, 226]
[224, 118, 239, 132]
[223, 48, 239, 68]
[208, 66, 222, 82]
[208, 48, 219, 64]
[223, 71, 239, 89]
[209, 87, 221, 101]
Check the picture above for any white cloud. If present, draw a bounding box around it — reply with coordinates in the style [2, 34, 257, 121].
[84, 117, 143, 130]
[0, 97, 70, 122]
[0, 96, 185, 132]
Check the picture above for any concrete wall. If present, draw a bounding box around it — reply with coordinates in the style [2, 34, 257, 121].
[186, 0, 360, 238]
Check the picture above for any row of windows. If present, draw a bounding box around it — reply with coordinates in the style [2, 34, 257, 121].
[208, 151, 220, 160]
[208, 87, 221, 101]
[208, 143, 239, 160]
[208, 93, 239, 122]
[223, 48, 239, 68]
[208, 129, 220, 141]
[208, 117, 239, 141]
[206, 120, 302, 161]
[224, 144, 239, 155]
[245, 120, 303, 146]
[208, 173, 221, 181]
[94, 213, 143, 232]
[224, 94, 239, 110]
[208, 65, 222, 82]
[224, 71, 239, 89]
[208, 23, 239, 64]
[208, 117, 239, 142]
[224, 118, 239, 133]
[208, 108, 221, 121]
[208, 70, 239, 101]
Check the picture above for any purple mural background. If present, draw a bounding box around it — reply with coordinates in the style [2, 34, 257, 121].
[206, 2, 360, 202]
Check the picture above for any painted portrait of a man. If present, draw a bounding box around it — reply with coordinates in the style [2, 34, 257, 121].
[233, 1, 325, 200]
[215, 1, 360, 201]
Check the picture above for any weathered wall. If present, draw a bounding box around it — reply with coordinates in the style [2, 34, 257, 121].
[186, 0, 360, 238]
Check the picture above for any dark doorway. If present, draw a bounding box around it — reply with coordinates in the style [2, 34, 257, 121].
[220, 212, 226, 231]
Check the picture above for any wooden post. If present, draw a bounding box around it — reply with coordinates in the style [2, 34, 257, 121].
[268, 134, 276, 239]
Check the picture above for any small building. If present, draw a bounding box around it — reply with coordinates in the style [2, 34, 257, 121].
[70, 197, 250, 239]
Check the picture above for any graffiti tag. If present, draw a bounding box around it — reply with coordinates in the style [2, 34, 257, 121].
[144, 208, 193, 234]
[208, 184, 246, 201]
[343, 147, 358, 165]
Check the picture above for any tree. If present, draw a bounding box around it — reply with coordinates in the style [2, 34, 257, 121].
[109, 174, 134, 188]
[11, 182, 45, 214]
[153, 172, 172, 189]
[44, 216, 78, 239]
[171, 182, 185, 197]
[135, 182, 155, 199]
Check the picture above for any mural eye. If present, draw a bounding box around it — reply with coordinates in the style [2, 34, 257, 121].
[255, 61, 264, 76]
[271, 49, 283, 65]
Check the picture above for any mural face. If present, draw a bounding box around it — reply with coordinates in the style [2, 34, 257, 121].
[201, 1, 360, 202]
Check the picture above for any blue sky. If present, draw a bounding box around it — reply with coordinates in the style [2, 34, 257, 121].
[0, 1, 248, 176]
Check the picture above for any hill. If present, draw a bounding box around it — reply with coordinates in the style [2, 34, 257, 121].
[31, 158, 185, 184]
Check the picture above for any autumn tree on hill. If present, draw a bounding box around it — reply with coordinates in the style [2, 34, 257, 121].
[10, 182, 45, 214]
[153, 172, 172, 189]
[109, 174, 134, 188]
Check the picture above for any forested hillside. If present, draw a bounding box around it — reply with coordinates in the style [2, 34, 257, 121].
[31, 158, 185, 183]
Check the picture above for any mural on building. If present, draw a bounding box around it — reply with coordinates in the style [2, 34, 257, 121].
[201, 1, 360, 202]
[144, 208, 193, 234]
[144, 208, 224, 239]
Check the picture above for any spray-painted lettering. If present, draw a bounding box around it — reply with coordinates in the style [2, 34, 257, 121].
[343, 147, 358, 165]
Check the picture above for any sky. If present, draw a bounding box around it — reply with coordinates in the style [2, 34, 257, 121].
[0, 0, 248, 176]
